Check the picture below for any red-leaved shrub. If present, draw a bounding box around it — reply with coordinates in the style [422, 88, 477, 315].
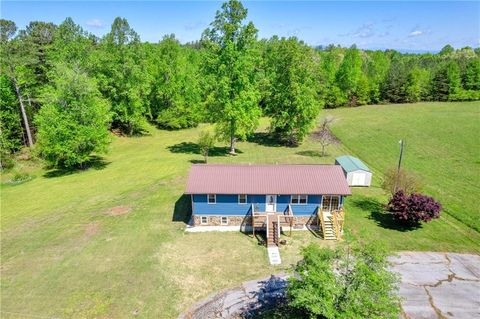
[387, 190, 442, 225]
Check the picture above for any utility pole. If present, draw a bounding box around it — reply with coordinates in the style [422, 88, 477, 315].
[394, 139, 405, 193]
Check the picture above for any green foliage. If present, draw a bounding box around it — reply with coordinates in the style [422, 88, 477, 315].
[0, 75, 23, 154]
[264, 37, 320, 145]
[197, 129, 216, 163]
[336, 47, 369, 106]
[35, 64, 111, 168]
[92, 17, 149, 135]
[288, 242, 400, 319]
[404, 67, 431, 102]
[431, 61, 462, 101]
[201, 0, 261, 153]
[147, 35, 202, 129]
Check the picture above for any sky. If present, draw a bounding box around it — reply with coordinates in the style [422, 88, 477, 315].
[2, 1, 479, 52]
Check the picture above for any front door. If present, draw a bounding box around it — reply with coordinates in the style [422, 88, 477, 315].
[266, 195, 276, 212]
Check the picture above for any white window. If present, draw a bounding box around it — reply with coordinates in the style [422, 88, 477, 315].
[238, 194, 247, 204]
[322, 196, 340, 211]
[201, 216, 208, 225]
[221, 216, 228, 225]
[207, 194, 216, 204]
[291, 195, 308, 204]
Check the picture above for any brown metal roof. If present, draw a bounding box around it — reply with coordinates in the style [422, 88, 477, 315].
[185, 164, 351, 195]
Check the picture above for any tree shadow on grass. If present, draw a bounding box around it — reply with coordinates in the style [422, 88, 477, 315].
[167, 142, 242, 156]
[296, 150, 324, 158]
[172, 194, 192, 224]
[247, 132, 286, 147]
[351, 197, 422, 232]
[43, 156, 110, 178]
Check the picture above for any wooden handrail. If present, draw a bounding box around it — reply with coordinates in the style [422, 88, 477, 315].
[251, 203, 255, 238]
[331, 211, 339, 239]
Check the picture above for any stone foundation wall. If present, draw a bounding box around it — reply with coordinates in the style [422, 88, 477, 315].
[192, 215, 316, 228]
[193, 215, 251, 226]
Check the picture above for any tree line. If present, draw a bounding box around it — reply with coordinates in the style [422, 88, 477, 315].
[1, 0, 479, 168]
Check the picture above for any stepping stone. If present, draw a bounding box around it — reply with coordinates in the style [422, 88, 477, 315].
[267, 246, 282, 265]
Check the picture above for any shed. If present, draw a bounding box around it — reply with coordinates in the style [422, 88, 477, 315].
[335, 156, 372, 187]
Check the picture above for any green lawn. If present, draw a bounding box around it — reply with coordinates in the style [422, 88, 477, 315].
[1, 101, 479, 318]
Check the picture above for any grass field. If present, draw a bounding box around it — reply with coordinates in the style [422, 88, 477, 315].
[1, 101, 479, 318]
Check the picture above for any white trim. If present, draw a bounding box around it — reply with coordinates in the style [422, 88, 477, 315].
[221, 216, 228, 225]
[265, 195, 277, 212]
[238, 194, 247, 204]
[207, 194, 216, 204]
[200, 216, 208, 225]
[291, 194, 308, 205]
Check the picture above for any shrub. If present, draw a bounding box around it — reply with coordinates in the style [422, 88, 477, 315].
[10, 170, 32, 184]
[382, 167, 422, 196]
[387, 190, 442, 225]
[287, 242, 400, 319]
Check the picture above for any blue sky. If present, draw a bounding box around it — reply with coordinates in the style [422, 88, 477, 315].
[2, 1, 479, 52]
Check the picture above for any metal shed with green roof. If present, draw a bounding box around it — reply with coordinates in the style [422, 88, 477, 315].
[335, 155, 372, 187]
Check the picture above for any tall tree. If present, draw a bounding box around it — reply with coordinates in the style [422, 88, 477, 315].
[336, 46, 367, 106]
[35, 64, 111, 168]
[264, 36, 319, 144]
[201, 0, 261, 154]
[0, 19, 35, 147]
[432, 61, 461, 101]
[93, 17, 149, 135]
[146, 35, 202, 129]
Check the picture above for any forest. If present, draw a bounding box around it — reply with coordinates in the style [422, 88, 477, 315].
[1, 0, 479, 168]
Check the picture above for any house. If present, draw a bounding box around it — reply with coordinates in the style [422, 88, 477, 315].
[335, 155, 372, 187]
[185, 164, 351, 242]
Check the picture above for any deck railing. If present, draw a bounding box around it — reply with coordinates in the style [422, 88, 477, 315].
[317, 206, 327, 239]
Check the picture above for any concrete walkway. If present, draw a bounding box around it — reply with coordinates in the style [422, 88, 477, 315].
[178, 252, 480, 319]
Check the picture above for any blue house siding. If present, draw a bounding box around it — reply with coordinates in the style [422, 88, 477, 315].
[192, 194, 342, 216]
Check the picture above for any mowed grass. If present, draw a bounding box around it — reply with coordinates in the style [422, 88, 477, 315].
[326, 101, 480, 232]
[1, 102, 479, 318]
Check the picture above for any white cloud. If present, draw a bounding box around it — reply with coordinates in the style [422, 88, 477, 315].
[86, 19, 104, 28]
[409, 30, 423, 37]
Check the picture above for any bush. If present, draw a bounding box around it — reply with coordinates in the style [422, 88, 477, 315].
[382, 167, 422, 196]
[387, 190, 442, 225]
[287, 242, 400, 319]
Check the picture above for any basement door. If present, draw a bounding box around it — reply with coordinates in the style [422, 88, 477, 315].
[266, 195, 277, 212]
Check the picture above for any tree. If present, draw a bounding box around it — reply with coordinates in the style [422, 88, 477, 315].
[197, 129, 216, 163]
[464, 59, 480, 90]
[318, 48, 346, 108]
[439, 44, 454, 56]
[35, 64, 111, 168]
[431, 61, 461, 101]
[0, 19, 35, 147]
[316, 117, 336, 156]
[288, 242, 400, 319]
[382, 167, 422, 196]
[404, 67, 431, 102]
[201, 0, 261, 154]
[147, 35, 202, 129]
[387, 190, 442, 225]
[336, 46, 366, 106]
[93, 17, 149, 135]
[264, 37, 320, 145]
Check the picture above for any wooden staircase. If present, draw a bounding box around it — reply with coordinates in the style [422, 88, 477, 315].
[267, 214, 279, 247]
[322, 213, 337, 240]
[318, 208, 345, 240]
